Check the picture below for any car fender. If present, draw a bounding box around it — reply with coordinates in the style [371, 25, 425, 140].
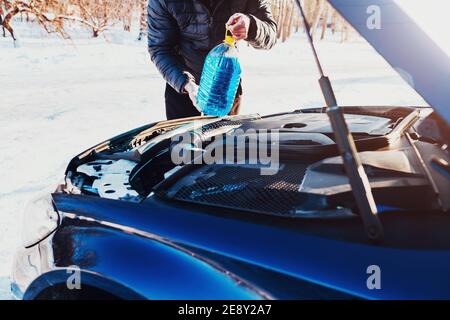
[24, 224, 265, 300]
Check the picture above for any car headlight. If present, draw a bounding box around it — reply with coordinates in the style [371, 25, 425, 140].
[22, 193, 60, 248]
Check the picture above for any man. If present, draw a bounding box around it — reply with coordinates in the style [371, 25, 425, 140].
[148, 0, 277, 120]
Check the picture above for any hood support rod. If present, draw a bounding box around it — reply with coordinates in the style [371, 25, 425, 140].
[295, 0, 384, 241]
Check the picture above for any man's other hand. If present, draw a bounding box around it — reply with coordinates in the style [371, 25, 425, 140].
[184, 80, 200, 112]
[227, 13, 251, 41]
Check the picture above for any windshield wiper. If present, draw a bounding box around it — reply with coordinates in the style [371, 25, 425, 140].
[294, 0, 384, 241]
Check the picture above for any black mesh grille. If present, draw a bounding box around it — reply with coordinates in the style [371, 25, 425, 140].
[161, 163, 312, 216]
[201, 120, 244, 134]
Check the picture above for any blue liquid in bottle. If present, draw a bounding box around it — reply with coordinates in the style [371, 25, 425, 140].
[197, 29, 241, 117]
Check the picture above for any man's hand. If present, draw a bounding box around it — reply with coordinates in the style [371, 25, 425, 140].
[184, 80, 201, 112]
[226, 13, 251, 41]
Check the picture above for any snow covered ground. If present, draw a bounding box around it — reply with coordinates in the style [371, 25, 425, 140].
[0, 22, 425, 299]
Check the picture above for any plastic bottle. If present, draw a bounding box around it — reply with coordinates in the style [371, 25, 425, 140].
[197, 28, 242, 117]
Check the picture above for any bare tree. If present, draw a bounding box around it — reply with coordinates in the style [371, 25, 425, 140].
[5, 0, 351, 43]
[1, 0, 17, 39]
[0, 0, 69, 41]
[119, 0, 134, 32]
[137, 0, 147, 40]
[270, 0, 354, 42]
[1, 0, 150, 42]
[64, 0, 126, 37]
[0, 3, 5, 37]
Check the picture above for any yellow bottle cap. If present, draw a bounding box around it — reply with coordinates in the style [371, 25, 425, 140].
[224, 26, 235, 46]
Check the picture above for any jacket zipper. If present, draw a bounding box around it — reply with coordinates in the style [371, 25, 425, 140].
[197, 0, 228, 46]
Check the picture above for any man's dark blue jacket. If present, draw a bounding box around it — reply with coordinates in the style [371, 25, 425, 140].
[147, 0, 277, 93]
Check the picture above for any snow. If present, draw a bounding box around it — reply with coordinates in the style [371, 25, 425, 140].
[0, 22, 425, 300]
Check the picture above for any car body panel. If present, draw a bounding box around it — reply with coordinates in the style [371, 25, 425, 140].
[45, 225, 262, 299]
[47, 192, 450, 299]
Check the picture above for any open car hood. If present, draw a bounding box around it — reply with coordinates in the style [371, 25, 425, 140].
[327, 0, 450, 124]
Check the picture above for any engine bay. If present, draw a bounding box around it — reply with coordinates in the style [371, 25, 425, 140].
[62, 106, 449, 217]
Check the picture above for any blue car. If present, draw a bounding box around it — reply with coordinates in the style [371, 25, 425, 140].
[11, 0, 450, 299]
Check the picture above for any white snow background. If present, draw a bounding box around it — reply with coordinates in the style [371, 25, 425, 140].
[0, 21, 425, 299]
